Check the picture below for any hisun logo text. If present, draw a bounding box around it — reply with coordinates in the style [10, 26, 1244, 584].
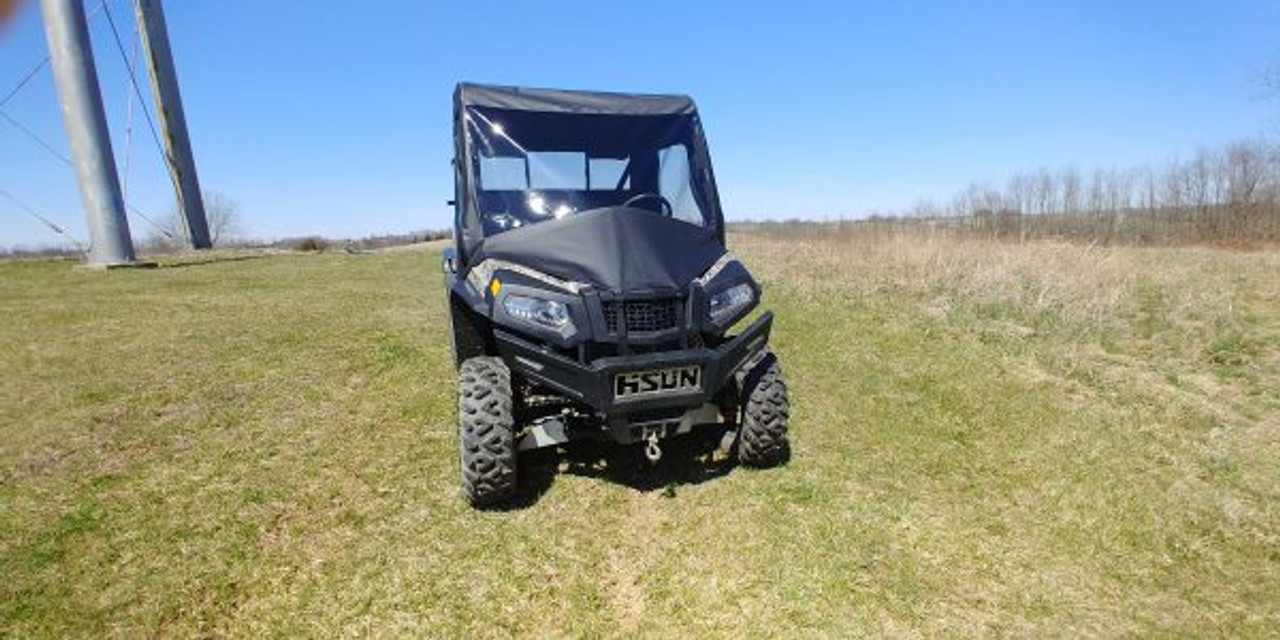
[615, 366, 701, 399]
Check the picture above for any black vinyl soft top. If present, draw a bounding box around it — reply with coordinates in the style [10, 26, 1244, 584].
[452, 83, 726, 271]
[456, 83, 698, 117]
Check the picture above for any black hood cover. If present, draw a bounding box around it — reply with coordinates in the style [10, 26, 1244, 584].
[473, 207, 725, 294]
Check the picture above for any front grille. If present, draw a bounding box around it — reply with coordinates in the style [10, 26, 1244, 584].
[602, 298, 680, 334]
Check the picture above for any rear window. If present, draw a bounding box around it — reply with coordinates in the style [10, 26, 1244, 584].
[529, 152, 586, 189]
[478, 156, 525, 190]
[589, 157, 629, 190]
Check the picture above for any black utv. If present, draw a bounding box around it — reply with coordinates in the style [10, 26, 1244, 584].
[443, 83, 790, 506]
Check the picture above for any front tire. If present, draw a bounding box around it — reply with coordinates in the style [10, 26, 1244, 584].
[458, 356, 517, 506]
[737, 352, 790, 467]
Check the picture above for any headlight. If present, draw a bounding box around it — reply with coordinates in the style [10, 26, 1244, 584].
[709, 282, 754, 318]
[504, 295, 572, 329]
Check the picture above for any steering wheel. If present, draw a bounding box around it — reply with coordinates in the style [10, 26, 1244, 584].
[622, 192, 674, 217]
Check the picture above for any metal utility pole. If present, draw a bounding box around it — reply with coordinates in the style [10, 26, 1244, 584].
[134, 0, 210, 249]
[40, 0, 137, 266]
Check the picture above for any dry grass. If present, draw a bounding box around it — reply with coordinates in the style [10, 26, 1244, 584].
[736, 227, 1280, 635]
[736, 227, 1265, 324]
[2, 230, 1278, 636]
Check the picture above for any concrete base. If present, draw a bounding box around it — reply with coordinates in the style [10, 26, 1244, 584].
[77, 260, 160, 271]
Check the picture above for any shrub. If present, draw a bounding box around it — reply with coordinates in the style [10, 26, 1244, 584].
[295, 237, 328, 252]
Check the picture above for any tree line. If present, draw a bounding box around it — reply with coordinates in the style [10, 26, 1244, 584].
[898, 137, 1280, 245]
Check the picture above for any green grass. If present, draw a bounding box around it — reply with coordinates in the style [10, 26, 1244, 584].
[2, 236, 1278, 636]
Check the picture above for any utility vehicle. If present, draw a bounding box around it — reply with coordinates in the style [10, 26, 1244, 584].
[443, 83, 790, 506]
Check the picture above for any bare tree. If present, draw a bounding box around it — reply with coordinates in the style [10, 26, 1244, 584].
[149, 190, 244, 248]
[1006, 172, 1033, 215]
[1032, 168, 1055, 215]
[202, 191, 244, 246]
[1060, 167, 1082, 216]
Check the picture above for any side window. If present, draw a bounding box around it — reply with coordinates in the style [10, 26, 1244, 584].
[658, 144, 704, 225]
[478, 156, 526, 190]
[589, 157, 630, 190]
[529, 152, 586, 189]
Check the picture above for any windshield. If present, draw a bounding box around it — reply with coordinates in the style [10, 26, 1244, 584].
[465, 107, 716, 236]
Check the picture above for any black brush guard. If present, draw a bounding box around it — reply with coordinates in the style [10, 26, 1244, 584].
[495, 312, 772, 416]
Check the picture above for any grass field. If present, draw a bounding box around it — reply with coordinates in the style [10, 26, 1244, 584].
[2, 232, 1279, 637]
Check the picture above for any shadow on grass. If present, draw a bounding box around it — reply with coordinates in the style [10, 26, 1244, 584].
[490, 428, 750, 510]
[157, 253, 279, 269]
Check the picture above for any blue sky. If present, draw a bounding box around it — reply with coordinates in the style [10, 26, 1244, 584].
[1, 0, 1277, 247]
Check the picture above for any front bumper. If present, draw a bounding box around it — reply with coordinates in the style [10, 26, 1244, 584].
[495, 312, 773, 415]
